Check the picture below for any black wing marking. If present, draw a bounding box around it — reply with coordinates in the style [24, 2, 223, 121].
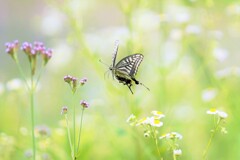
[115, 54, 144, 77]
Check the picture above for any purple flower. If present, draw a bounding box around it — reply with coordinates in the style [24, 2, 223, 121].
[42, 48, 52, 65]
[80, 100, 89, 109]
[35, 125, 51, 137]
[21, 42, 33, 56]
[64, 75, 73, 83]
[61, 106, 68, 115]
[5, 40, 19, 60]
[80, 77, 87, 86]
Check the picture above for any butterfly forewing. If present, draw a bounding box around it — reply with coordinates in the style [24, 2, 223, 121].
[112, 40, 119, 67]
[115, 54, 144, 77]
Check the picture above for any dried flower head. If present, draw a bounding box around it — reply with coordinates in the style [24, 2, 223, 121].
[80, 77, 88, 86]
[35, 125, 51, 137]
[80, 100, 89, 109]
[61, 106, 68, 115]
[5, 40, 19, 60]
[63, 75, 73, 84]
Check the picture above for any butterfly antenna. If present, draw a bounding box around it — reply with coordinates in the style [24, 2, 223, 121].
[139, 82, 150, 91]
[99, 59, 109, 68]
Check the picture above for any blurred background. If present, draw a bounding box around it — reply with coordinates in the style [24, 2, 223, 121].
[0, 0, 240, 159]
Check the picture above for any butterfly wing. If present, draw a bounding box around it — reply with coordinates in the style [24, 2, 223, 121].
[112, 40, 119, 68]
[115, 53, 144, 78]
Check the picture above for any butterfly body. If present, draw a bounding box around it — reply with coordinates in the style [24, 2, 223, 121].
[109, 41, 149, 94]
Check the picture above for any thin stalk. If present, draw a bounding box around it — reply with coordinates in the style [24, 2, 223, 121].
[203, 118, 221, 159]
[65, 115, 74, 159]
[76, 108, 85, 154]
[73, 96, 76, 159]
[30, 74, 36, 160]
[15, 59, 30, 90]
[150, 126, 161, 158]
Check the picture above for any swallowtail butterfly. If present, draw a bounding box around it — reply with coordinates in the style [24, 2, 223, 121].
[109, 40, 149, 94]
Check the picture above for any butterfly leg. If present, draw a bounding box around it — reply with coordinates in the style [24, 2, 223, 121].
[127, 83, 134, 94]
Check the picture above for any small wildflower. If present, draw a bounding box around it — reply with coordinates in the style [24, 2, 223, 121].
[173, 149, 182, 156]
[61, 106, 68, 115]
[21, 42, 34, 57]
[136, 117, 150, 126]
[42, 48, 53, 65]
[151, 111, 165, 119]
[35, 125, 51, 137]
[72, 77, 78, 92]
[206, 108, 228, 119]
[149, 117, 163, 127]
[170, 132, 183, 140]
[221, 127, 228, 134]
[206, 108, 218, 115]
[80, 100, 89, 109]
[5, 40, 19, 60]
[160, 132, 183, 140]
[144, 130, 150, 138]
[126, 114, 137, 126]
[217, 111, 228, 119]
[159, 133, 168, 139]
[63, 75, 72, 84]
[80, 77, 87, 86]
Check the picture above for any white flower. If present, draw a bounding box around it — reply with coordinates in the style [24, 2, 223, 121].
[173, 149, 182, 156]
[217, 111, 228, 119]
[171, 132, 183, 140]
[136, 117, 150, 126]
[201, 88, 217, 102]
[206, 108, 218, 115]
[151, 111, 165, 119]
[159, 132, 183, 140]
[207, 108, 228, 119]
[126, 114, 137, 126]
[149, 117, 163, 127]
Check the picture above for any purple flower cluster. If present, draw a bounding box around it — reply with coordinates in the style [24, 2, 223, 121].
[64, 75, 78, 93]
[80, 77, 88, 86]
[64, 75, 88, 93]
[21, 41, 52, 65]
[5, 40, 52, 66]
[5, 40, 19, 59]
[80, 100, 89, 109]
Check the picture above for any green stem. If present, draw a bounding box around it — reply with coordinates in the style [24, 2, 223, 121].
[65, 114, 74, 160]
[150, 126, 161, 158]
[203, 118, 221, 159]
[76, 108, 85, 155]
[73, 96, 76, 159]
[30, 74, 36, 160]
[15, 59, 30, 90]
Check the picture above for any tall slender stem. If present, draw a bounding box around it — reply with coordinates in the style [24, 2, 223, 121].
[203, 118, 221, 159]
[73, 96, 76, 159]
[77, 108, 85, 154]
[30, 74, 36, 160]
[65, 115, 74, 159]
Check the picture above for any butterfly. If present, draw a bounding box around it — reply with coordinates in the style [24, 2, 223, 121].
[109, 40, 149, 94]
